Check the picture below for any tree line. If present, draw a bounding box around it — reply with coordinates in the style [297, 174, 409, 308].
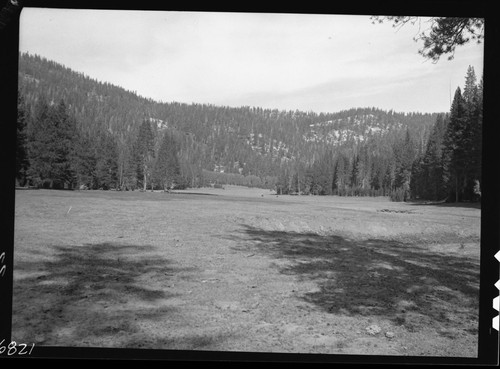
[16, 52, 482, 202]
[273, 66, 482, 202]
[18, 53, 439, 192]
[411, 66, 483, 202]
[15, 95, 183, 191]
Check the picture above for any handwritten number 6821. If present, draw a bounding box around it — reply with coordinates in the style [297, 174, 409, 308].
[0, 340, 35, 355]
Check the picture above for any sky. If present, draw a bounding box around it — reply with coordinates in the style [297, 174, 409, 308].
[19, 8, 484, 114]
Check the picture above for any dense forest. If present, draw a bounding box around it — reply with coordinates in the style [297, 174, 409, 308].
[15, 53, 482, 202]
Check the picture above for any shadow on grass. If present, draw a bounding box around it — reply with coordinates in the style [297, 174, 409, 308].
[12, 242, 224, 350]
[233, 225, 480, 334]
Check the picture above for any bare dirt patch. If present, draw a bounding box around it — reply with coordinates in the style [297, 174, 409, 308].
[12, 187, 480, 357]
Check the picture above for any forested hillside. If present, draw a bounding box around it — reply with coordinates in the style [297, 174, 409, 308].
[16, 52, 482, 202]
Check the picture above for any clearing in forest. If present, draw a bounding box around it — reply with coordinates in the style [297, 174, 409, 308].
[12, 186, 480, 357]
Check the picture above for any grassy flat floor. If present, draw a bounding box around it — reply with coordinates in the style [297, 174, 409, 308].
[12, 187, 481, 357]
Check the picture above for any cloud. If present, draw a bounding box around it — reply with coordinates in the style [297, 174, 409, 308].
[19, 9, 484, 113]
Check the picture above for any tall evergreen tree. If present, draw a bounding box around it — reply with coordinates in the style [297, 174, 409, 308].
[16, 92, 29, 186]
[410, 114, 448, 201]
[331, 158, 339, 194]
[471, 75, 483, 199]
[423, 114, 448, 200]
[52, 100, 78, 188]
[462, 66, 478, 105]
[117, 134, 138, 190]
[369, 159, 383, 194]
[93, 132, 119, 189]
[73, 132, 96, 189]
[335, 154, 349, 195]
[393, 129, 415, 201]
[383, 162, 395, 196]
[410, 68, 481, 203]
[309, 150, 334, 195]
[153, 130, 181, 191]
[26, 97, 53, 187]
[135, 119, 155, 191]
[26, 98, 78, 189]
[410, 155, 425, 200]
[462, 66, 482, 200]
[350, 154, 359, 189]
[442, 87, 468, 202]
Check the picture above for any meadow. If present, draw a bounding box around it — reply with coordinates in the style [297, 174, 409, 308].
[11, 186, 481, 356]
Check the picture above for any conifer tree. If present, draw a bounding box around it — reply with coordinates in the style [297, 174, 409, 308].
[369, 159, 383, 194]
[442, 87, 468, 202]
[372, 17, 484, 62]
[410, 67, 482, 203]
[331, 158, 339, 194]
[423, 114, 448, 200]
[383, 163, 395, 196]
[73, 132, 96, 189]
[16, 92, 29, 186]
[276, 164, 291, 195]
[117, 134, 138, 190]
[462, 66, 482, 200]
[26, 97, 52, 187]
[410, 155, 425, 200]
[471, 75, 483, 199]
[393, 129, 415, 201]
[52, 100, 78, 188]
[153, 130, 181, 191]
[350, 154, 359, 190]
[25, 98, 78, 188]
[94, 132, 119, 189]
[409, 114, 448, 201]
[135, 119, 155, 191]
[335, 154, 348, 195]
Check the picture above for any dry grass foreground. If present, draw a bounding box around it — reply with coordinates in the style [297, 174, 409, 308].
[12, 186, 481, 357]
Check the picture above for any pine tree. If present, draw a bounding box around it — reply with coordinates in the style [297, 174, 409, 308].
[16, 92, 29, 186]
[135, 119, 155, 191]
[409, 114, 448, 201]
[117, 134, 138, 190]
[153, 130, 181, 191]
[350, 154, 359, 190]
[335, 154, 348, 196]
[369, 159, 383, 194]
[462, 66, 482, 201]
[393, 129, 415, 201]
[309, 150, 334, 195]
[25, 98, 78, 188]
[463, 66, 478, 105]
[26, 98, 48, 186]
[411, 68, 481, 203]
[383, 163, 395, 196]
[94, 132, 119, 189]
[276, 164, 291, 195]
[422, 114, 448, 201]
[52, 100, 78, 188]
[73, 132, 96, 189]
[331, 158, 339, 194]
[470, 75, 483, 200]
[26, 98, 58, 188]
[410, 156, 424, 200]
[442, 87, 468, 202]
